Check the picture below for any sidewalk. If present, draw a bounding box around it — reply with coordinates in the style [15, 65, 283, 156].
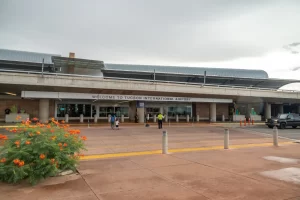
[1, 143, 300, 200]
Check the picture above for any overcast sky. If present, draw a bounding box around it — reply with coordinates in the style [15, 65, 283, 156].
[1, 0, 300, 89]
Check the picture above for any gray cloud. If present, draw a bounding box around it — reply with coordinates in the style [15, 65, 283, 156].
[0, 0, 300, 64]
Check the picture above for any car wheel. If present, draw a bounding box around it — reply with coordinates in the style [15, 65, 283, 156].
[268, 125, 274, 129]
[280, 123, 286, 129]
[292, 126, 297, 129]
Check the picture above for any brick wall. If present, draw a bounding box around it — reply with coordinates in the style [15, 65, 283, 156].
[0, 99, 56, 121]
[195, 103, 210, 120]
[216, 103, 229, 120]
[195, 103, 229, 121]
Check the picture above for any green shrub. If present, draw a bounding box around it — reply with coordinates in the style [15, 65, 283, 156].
[0, 118, 86, 185]
[10, 105, 18, 113]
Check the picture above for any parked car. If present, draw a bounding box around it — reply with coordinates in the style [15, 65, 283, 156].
[265, 113, 300, 129]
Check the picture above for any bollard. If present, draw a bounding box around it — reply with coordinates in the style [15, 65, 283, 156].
[165, 115, 168, 123]
[196, 115, 200, 122]
[244, 119, 246, 126]
[65, 114, 69, 123]
[121, 114, 124, 123]
[252, 119, 254, 125]
[240, 119, 242, 127]
[162, 130, 168, 154]
[147, 114, 150, 121]
[176, 115, 179, 122]
[88, 119, 90, 128]
[153, 115, 157, 123]
[94, 114, 98, 123]
[248, 118, 250, 126]
[222, 114, 225, 122]
[273, 126, 278, 146]
[108, 114, 111, 123]
[224, 129, 229, 149]
[186, 115, 189, 122]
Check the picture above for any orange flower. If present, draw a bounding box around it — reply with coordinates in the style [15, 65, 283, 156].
[50, 158, 55, 164]
[29, 133, 34, 137]
[68, 129, 80, 135]
[58, 143, 63, 147]
[81, 136, 87, 141]
[32, 117, 39, 121]
[50, 129, 55, 133]
[64, 134, 69, 138]
[51, 136, 56, 140]
[61, 120, 65, 124]
[25, 140, 31, 145]
[40, 154, 46, 160]
[13, 159, 20, 165]
[36, 131, 41, 135]
[18, 160, 25, 167]
[63, 143, 68, 147]
[16, 115, 22, 120]
[0, 134, 8, 140]
[14, 140, 20, 146]
[47, 125, 51, 129]
[0, 158, 6, 163]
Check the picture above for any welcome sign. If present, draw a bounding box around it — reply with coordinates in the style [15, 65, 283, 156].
[22, 91, 232, 103]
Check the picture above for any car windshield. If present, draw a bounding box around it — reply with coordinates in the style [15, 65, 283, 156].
[277, 114, 288, 119]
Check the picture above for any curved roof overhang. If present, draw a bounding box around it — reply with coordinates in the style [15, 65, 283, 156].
[102, 69, 299, 89]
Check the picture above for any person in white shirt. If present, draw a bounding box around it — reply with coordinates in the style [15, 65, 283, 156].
[115, 118, 120, 130]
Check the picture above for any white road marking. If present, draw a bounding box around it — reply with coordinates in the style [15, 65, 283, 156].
[264, 156, 299, 164]
[261, 167, 300, 184]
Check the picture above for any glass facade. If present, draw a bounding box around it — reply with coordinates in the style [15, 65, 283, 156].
[168, 106, 192, 117]
[145, 107, 160, 117]
[56, 104, 91, 117]
[99, 107, 114, 117]
[115, 107, 129, 117]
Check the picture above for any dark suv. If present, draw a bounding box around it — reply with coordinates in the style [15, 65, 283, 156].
[265, 113, 300, 129]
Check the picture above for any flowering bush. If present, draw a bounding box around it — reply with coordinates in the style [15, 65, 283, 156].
[0, 118, 86, 185]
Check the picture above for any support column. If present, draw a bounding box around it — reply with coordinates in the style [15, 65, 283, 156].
[137, 108, 145, 123]
[265, 103, 271, 119]
[39, 99, 49, 123]
[279, 105, 284, 114]
[210, 103, 216, 122]
[96, 105, 100, 119]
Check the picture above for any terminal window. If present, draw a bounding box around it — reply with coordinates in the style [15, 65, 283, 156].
[56, 104, 91, 117]
[168, 106, 192, 118]
[146, 107, 160, 117]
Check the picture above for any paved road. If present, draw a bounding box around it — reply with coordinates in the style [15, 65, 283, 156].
[239, 125, 300, 141]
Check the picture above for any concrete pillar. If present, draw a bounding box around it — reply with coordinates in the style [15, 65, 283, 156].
[96, 105, 99, 118]
[153, 115, 157, 123]
[129, 101, 136, 121]
[39, 99, 49, 123]
[121, 114, 124, 123]
[196, 115, 199, 122]
[186, 115, 189, 122]
[80, 114, 83, 123]
[279, 105, 284, 114]
[210, 103, 216, 122]
[65, 114, 69, 123]
[265, 103, 271, 119]
[137, 108, 144, 123]
[159, 107, 163, 114]
[94, 114, 98, 123]
[176, 115, 179, 122]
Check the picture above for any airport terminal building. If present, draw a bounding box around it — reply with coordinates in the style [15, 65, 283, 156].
[0, 49, 300, 123]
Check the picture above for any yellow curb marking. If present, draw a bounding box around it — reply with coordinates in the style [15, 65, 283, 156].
[80, 141, 295, 160]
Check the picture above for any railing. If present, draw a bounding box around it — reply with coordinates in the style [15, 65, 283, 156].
[0, 68, 299, 94]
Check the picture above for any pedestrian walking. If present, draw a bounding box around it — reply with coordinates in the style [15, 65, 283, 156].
[115, 118, 120, 130]
[110, 114, 115, 129]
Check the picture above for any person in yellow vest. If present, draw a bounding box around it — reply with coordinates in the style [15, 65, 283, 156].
[157, 113, 164, 129]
